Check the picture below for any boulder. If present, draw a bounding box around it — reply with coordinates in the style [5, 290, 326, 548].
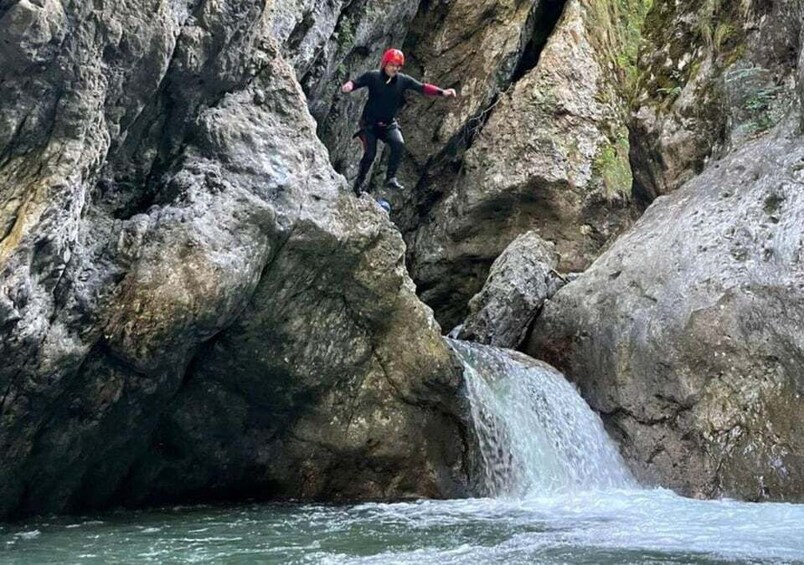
[0, 0, 467, 519]
[458, 231, 563, 349]
[528, 120, 804, 501]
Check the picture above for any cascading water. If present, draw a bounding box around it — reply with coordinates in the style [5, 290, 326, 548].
[447, 338, 635, 497]
[6, 342, 804, 563]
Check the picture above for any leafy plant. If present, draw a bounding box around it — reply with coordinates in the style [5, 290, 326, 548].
[657, 85, 682, 99]
[744, 85, 785, 135]
[338, 18, 355, 51]
[714, 22, 734, 51]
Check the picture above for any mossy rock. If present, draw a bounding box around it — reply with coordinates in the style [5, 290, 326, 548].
[592, 133, 633, 198]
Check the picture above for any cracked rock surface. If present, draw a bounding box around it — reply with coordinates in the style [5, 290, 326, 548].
[458, 230, 563, 349]
[0, 0, 467, 520]
[401, 0, 647, 328]
[630, 0, 803, 200]
[528, 120, 804, 501]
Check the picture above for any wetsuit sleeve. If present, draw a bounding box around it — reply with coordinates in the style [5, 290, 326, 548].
[350, 72, 371, 90]
[404, 75, 444, 96]
[423, 83, 445, 96]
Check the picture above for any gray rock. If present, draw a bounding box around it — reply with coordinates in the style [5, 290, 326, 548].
[121, 190, 468, 506]
[631, 0, 802, 200]
[398, 0, 546, 166]
[270, 0, 346, 76]
[528, 119, 804, 501]
[458, 231, 563, 349]
[335, 0, 555, 228]
[407, 0, 645, 327]
[800, 1, 804, 128]
[0, 0, 467, 520]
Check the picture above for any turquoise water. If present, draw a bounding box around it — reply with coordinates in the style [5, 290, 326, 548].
[4, 341, 803, 564]
[2, 491, 804, 564]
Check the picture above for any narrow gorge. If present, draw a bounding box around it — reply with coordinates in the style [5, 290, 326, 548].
[2, 0, 804, 533]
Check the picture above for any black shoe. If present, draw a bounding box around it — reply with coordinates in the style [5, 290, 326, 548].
[385, 177, 404, 190]
[353, 177, 366, 196]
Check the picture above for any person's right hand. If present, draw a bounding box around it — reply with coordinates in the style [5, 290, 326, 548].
[341, 81, 354, 93]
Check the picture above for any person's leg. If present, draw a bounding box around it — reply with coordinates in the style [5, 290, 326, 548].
[383, 126, 405, 189]
[354, 127, 378, 195]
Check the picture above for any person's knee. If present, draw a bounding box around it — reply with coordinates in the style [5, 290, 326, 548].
[390, 137, 405, 155]
[361, 146, 377, 163]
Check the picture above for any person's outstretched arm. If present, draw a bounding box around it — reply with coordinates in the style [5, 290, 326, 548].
[342, 72, 370, 93]
[404, 75, 457, 98]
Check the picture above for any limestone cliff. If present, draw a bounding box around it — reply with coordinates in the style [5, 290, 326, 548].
[527, 0, 804, 502]
[529, 119, 804, 500]
[2, 0, 804, 520]
[0, 0, 467, 520]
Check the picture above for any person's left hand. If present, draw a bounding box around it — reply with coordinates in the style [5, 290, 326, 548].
[443, 88, 458, 98]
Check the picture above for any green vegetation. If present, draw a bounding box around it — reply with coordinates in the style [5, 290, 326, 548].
[336, 62, 348, 82]
[696, 0, 747, 57]
[593, 132, 633, 198]
[585, 0, 654, 100]
[722, 65, 788, 136]
[743, 85, 785, 135]
[656, 85, 682, 99]
[637, 0, 750, 108]
[613, 0, 655, 94]
[338, 17, 355, 51]
[334, 13, 358, 81]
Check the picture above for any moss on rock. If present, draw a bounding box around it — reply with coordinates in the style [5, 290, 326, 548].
[593, 132, 633, 198]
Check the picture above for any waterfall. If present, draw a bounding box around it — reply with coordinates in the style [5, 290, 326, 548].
[448, 339, 636, 498]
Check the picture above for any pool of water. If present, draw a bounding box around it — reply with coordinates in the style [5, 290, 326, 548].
[2, 489, 804, 564]
[6, 342, 801, 564]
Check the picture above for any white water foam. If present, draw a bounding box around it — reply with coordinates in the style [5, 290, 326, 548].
[448, 339, 635, 497]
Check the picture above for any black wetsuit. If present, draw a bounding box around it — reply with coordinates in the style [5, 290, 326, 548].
[350, 69, 441, 191]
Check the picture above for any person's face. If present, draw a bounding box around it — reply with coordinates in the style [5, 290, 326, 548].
[385, 63, 401, 76]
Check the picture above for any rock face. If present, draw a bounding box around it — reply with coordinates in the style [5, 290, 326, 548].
[631, 0, 803, 200]
[296, 0, 423, 181]
[528, 120, 804, 501]
[404, 0, 649, 328]
[2, 0, 803, 520]
[395, 0, 550, 179]
[123, 195, 467, 507]
[311, 0, 554, 210]
[0, 0, 467, 520]
[458, 231, 563, 349]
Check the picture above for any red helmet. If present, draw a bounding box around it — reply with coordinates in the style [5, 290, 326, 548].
[381, 48, 405, 68]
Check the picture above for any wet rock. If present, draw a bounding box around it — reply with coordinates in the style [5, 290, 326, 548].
[0, 0, 467, 520]
[458, 231, 564, 349]
[528, 120, 804, 501]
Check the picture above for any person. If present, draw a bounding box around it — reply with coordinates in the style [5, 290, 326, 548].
[341, 48, 457, 199]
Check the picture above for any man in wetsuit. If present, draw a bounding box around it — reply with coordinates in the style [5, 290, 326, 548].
[341, 48, 457, 198]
